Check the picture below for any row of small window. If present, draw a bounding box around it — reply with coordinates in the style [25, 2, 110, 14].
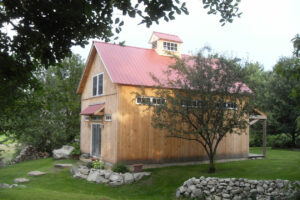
[136, 97, 166, 105]
[92, 73, 104, 96]
[181, 100, 238, 110]
[163, 42, 178, 51]
[85, 114, 112, 122]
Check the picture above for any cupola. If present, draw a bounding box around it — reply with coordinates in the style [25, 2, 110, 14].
[148, 31, 183, 57]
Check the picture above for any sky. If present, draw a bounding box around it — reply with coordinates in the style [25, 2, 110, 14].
[72, 0, 300, 71]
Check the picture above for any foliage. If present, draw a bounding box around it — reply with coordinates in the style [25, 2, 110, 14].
[267, 57, 300, 147]
[0, 54, 84, 152]
[146, 49, 253, 173]
[292, 34, 300, 57]
[0, 148, 300, 200]
[267, 133, 300, 149]
[112, 162, 129, 173]
[0, 0, 242, 113]
[92, 160, 106, 170]
[86, 162, 93, 169]
[70, 142, 81, 158]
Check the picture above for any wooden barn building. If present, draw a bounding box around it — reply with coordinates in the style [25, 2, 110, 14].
[77, 32, 250, 165]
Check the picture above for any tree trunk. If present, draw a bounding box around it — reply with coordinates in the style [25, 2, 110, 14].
[208, 154, 216, 173]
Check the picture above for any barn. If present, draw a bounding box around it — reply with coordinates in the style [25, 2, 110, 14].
[77, 32, 250, 165]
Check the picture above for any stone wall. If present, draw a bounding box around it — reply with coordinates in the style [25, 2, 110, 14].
[70, 165, 151, 186]
[176, 176, 300, 200]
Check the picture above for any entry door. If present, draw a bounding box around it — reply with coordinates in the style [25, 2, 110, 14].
[91, 124, 102, 157]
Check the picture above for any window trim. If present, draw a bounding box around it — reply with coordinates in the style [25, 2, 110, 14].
[104, 114, 112, 122]
[136, 96, 166, 106]
[163, 41, 178, 51]
[92, 72, 104, 97]
[84, 116, 90, 121]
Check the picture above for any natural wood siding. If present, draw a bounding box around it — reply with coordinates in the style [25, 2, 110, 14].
[80, 53, 118, 163]
[117, 85, 249, 164]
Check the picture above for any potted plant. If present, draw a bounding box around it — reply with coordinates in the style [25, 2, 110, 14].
[133, 163, 143, 172]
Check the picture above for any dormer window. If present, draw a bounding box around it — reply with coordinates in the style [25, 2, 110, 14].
[163, 42, 177, 51]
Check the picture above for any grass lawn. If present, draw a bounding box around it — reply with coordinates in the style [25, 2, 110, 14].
[0, 148, 299, 200]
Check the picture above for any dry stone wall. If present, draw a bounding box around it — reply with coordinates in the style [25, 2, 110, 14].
[176, 176, 300, 200]
[70, 165, 151, 186]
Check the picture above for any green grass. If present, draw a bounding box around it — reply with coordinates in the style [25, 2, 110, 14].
[0, 148, 299, 200]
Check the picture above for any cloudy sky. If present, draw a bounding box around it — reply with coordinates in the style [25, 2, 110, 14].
[72, 0, 300, 71]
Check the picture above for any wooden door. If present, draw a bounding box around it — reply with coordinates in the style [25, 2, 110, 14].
[91, 124, 102, 157]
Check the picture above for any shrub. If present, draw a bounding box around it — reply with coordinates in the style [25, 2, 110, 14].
[268, 133, 293, 148]
[86, 162, 93, 169]
[92, 160, 105, 169]
[69, 142, 81, 159]
[112, 163, 129, 173]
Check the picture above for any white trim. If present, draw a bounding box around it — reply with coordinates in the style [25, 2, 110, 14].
[84, 116, 90, 121]
[136, 96, 166, 106]
[92, 72, 104, 97]
[93, 43, 114, 83]
[90, 123, 103, 158]
[104, 114, 112, 122]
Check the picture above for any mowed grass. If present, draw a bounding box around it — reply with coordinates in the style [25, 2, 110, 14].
[0, 148, 299, 200]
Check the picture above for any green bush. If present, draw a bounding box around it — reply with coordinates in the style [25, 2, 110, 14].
[268, 133, 293, 148]
[92, 160, 106, 169]
[70, 142, 81, 157]
[112, 163, 129, 173]
[249, 130, 263, 147]
[86, 162, 93, 169]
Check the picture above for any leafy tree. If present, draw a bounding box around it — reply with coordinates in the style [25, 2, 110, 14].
[145, 50, 252, 173]
[241, 62, 271, 146]
[0, 0, 242, 111]
[292, 34, 300, 57]
[269, 57, 300, 147]
[275, 34, 300, 135]
[0, 54, 84, 152]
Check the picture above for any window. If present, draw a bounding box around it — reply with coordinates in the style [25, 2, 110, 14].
[152, 41, 157, 49]
[181, 100, 202, 108]
[163, 41, 178, 51]
[92, 73, 104, 96]
[84, 116, 90, 121]
[105, 114, 112, 121]
[217, 102, 238, 110]
[136, 96, 166, 106]
[91, 116, 103, 121]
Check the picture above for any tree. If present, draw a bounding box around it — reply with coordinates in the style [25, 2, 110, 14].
[269, 57, 300, 147]
[275, 34, 300, 135]
[145, 51, 252, 173]
[0, 54, 84, 152]
[0, 0, 242, 111]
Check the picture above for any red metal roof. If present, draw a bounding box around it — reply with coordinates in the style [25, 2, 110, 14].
[93, 41, 252, 93]
[80, 103, 105, 115]
[94, 41, 181, 87]
[153, 32, 183, 43]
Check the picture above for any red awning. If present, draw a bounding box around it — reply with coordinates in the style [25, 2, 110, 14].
[80, 103, 105, 115]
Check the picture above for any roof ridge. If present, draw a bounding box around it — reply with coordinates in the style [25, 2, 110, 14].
[153, 31, 179, 37]
[93, 41, 153, 51]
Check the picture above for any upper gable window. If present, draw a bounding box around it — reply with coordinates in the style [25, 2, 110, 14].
[163, 41, 177, 51]
[92, 73, 104, 96]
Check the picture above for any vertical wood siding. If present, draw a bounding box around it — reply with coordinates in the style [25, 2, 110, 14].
[117, 85, 249, 164]
[80, 53, 118, 163]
